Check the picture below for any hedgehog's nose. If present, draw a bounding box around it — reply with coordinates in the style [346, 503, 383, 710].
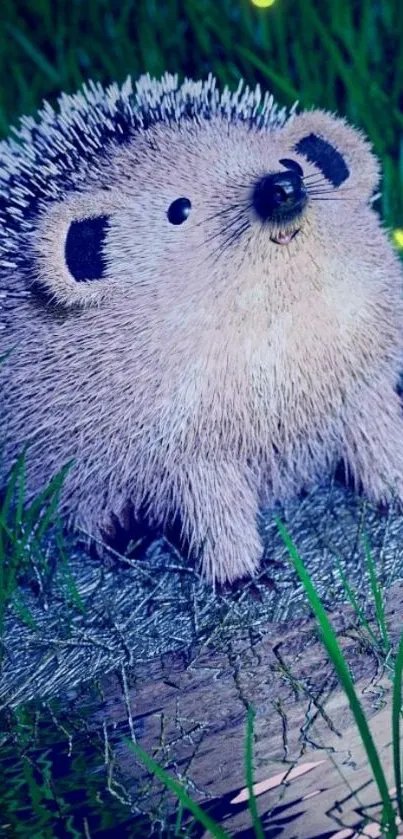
[252, 171, 307, 222]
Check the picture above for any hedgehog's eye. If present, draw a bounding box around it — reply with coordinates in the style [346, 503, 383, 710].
[65, 215, 109, 282]
[279, 158, 304, 177]
[293, 133, 349, 187]
[167, 197, 191, 225]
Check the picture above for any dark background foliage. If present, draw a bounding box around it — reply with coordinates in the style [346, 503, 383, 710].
[0, 0, 402, 226]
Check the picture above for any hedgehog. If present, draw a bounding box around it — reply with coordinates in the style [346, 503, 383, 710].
[1, 73, 403, 585]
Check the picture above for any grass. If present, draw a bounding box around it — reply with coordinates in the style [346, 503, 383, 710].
[0, 347, 81, 634]
[0, 451, 82, 652]
[128, 519, 403, 838]
[332, 529, 392, 657]
[127, 738, 232, 838]
[0, 0, 402, 229]
[362, 531, 390, 655]
[275, 516, 398, 838]
[0, 699, 154, 838]
[245, 706, 265, 839]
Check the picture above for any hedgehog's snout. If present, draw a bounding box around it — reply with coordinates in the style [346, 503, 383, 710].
[252, 171, 308, 240]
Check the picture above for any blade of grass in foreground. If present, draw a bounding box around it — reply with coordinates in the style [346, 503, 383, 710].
[362, 530, 389, 654]
[392, 626, 403, 821]
[275, 515, 397, 838]
[334, 557, 381, 651]
[125, 738, 230, 839]
[245, 707, 265, 839]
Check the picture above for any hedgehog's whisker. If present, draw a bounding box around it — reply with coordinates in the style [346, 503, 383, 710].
[306, 187, 350, 194]
[303, 174, 327, 182]
[304, 178, 358, 194]
[215, 230, 252, 264]
[222, 222, 251, 251]
[303, 176, 329, 186]
[208, 219, 251, 262]
[209, 219, 250, 251]
[200, 201, 250, 227]
[306, 190, 341, 196]
[205, 216, 247, 244]
[201, 206, 250, 241]
[304, 182, 327, 190]
[308, 196, 358, 201]
[203, 207, 244, 224]
[306, 188, 356, 196]
[305, 186, 356, 196]
[310, 183, 356, 191]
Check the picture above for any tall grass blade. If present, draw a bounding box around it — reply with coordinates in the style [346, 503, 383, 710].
[334, 557, 380, 650]
[6, 24, 60, 83]
[245, 706, 265, 839]
[125, 738, 230, 838]
[275, 515, 397, 837]
[24, 461, 73, 534]
[55, 520, 85, 614]
[362, 531, 389, 653]
[236, 46, 300, 102]
[392, 627, 403, 821]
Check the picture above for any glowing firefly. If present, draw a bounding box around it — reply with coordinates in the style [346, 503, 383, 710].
[392, 229, 403, 249]
[250, 0, 276, 7]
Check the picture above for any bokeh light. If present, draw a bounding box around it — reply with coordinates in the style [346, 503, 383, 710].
[250, 0, 276, 7]
[392, 229, 403, 249]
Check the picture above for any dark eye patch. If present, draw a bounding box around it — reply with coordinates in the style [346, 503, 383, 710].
[293, 133, 349, 186]
[65, 215, 109, 282]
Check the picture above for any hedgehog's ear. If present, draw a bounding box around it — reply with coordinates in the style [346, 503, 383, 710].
[32, 192, 123, 307]
[279, 109, 380, 199]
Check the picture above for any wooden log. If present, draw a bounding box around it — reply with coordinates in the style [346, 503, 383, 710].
[95, 581, 403, 837]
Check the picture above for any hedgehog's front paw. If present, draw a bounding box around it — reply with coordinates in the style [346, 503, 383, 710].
[198, 527, 263, 586]
[167, 460, 262, 586]
[380, 472, 403, 512]
[356, 463, 403, 513]
[357, 447, 403, 511]
[342, 385, 403, 513]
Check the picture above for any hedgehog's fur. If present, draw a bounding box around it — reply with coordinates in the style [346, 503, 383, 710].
[1, 73, 403, 584]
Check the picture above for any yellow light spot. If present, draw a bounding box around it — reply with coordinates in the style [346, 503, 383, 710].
[392, 228, 403, 249]
[250, 0, 276, 7]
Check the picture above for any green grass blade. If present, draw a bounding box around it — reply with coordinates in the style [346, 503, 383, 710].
[174, 799, 185, 835]
[0, 452, 28, 627]
[24, 461, 73, 539]
[125, 739, 230, 838]
[392, 627, 403, 821]
[245, 706, 265, 839]
[14, 453, 26, 529]
[55, 521, 86, 614]
[5, 24, 61, 83]
[275, 516, 397, 836]
[31, 477, 68, 546]
[11, 592, 37, 630]
[362, 531, 389, 653]
[0, 450, 27, 528]
[236, 45, 300, 102]
[334, 557, 380, 650]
